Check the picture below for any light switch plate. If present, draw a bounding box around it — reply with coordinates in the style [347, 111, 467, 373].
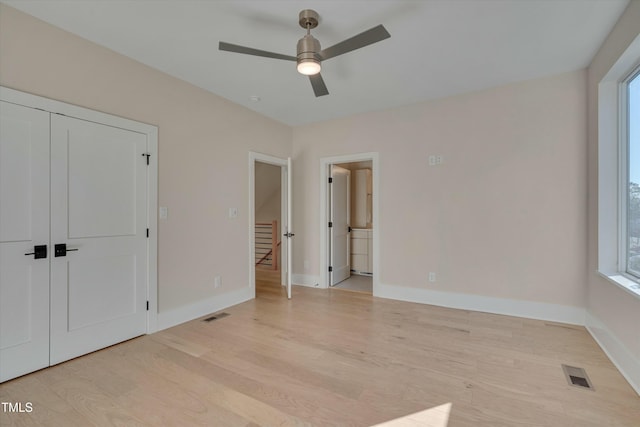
[228, 207, 238, 218]
[159, 207, 168, 219]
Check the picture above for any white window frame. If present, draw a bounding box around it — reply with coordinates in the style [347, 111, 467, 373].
[597, 33, 640, 299]
[620, 67, 640, 280]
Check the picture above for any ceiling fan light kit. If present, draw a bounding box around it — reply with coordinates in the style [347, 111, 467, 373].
[297, 58, 321, 75]
[219, 9, 390, 97]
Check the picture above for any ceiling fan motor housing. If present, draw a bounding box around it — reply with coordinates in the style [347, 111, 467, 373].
[297, 34, 321, 65]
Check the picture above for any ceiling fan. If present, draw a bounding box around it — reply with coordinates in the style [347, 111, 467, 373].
[219, 9, 391, 97]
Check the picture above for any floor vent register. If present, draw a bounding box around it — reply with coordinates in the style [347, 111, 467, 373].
[562, 364, 594, 390]
[203, 312, 230, 322]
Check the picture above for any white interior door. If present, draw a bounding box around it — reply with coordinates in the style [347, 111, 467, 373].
[280, 164, 287, 288]
[285, 157, 293, 299]
[330, 165, 351, 286]
[0, 102, 50, 382]
[49, 115, 148, 365]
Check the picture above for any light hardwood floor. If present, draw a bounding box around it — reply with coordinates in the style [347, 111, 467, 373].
[1, 270, 639, 426]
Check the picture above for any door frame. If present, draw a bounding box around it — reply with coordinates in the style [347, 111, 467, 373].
[319, 152, 380, 294]
[0, 86, 159, 333]
[248, 152, 288, 297]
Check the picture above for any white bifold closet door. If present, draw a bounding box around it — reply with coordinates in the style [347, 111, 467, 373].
[0, 102, 149, 381]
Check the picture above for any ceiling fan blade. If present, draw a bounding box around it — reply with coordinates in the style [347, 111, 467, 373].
[319, 24, 390, 61]
[219, 41, 296, 61]
[309, 73, 329, 97]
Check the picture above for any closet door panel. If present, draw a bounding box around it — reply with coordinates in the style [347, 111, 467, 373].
[50, 115, 148, 365]
[0, 102, 50, 383]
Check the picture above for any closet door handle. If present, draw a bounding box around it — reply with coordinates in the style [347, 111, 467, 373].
[25, 245, 47, 259]
[55, 243, 79, 257]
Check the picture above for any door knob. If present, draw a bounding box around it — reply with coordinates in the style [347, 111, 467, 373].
[54, 243, 79, 257]
[24, 245, 47, 259]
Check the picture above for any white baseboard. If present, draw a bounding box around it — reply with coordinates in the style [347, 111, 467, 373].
[586, 312, 640, 396]
[155, 286, 253, 332]
[292, 274, 322, 288]
[375, 282, 586, 325]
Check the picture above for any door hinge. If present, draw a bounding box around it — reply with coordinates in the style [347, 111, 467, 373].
[142, 153, 151, 165]
[328, 266, 333, 272]
[146, 228, 149, 238]
[328, 222, 333, 228]
[328, 177, 333, 183]
[146, 301, 149, 311]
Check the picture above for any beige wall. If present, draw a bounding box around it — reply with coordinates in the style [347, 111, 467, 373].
[587, 0, 640, 385]
[0, 5, 292, 313]
[293, 70, 587, 308]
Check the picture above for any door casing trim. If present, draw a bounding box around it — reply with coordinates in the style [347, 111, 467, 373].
[248, 151, 288, 297]
[319, 152, 379, 294]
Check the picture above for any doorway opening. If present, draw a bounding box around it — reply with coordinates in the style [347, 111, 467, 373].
[249, 152, 290, 299]
[320, 153, 379, 295]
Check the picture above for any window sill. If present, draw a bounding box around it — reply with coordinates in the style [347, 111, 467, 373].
[598, 272, 640, 300]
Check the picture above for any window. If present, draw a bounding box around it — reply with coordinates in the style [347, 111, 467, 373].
[625, 69, 640, 279]
[597, 33, 640, 297]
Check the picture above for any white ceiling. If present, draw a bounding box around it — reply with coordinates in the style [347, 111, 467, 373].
[2, 0, 629, 126]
